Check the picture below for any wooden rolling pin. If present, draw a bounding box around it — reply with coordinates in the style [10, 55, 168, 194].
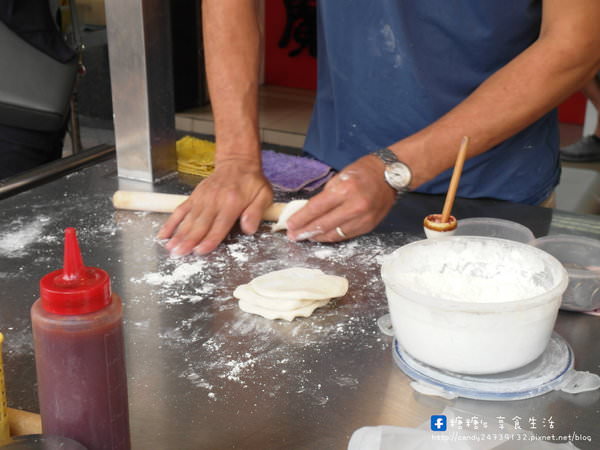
[112, 191, 287, 222]
[7, 408, 41, 436]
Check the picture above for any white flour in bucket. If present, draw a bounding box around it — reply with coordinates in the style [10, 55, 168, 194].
[393, 270, 547, 303]
[388, 238, 551, 303]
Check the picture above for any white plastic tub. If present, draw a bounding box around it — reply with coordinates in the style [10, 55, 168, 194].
[381, 236, 568, 374]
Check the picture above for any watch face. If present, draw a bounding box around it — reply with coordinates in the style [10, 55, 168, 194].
[385, 163, 412, 191]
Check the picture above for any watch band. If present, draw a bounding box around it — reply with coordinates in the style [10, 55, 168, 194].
[371, 147, 412, 195]
[372, 147, 400, 165]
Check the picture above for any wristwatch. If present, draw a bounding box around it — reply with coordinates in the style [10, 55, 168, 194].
[371, 147, 412, 195]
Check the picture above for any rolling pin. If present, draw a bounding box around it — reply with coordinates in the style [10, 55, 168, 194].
[7, 408, 42, 436]
[112, 191, 287, 222]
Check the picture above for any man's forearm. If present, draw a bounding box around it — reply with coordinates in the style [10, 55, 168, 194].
[390, 0, 600, 189]
[202, 0, 262, 164]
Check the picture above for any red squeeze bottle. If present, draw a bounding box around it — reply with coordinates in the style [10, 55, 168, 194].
[31, 228, 131, 450]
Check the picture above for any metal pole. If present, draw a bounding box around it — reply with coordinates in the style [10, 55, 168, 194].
[0, 145, 115, 199]
[104, 0, 177, 183]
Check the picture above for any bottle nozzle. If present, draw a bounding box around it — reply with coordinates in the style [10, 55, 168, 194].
[40, 227, 111, 315]
[62, 228, 84, 281]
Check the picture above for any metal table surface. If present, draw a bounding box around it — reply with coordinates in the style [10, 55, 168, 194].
[0, 159, 599, 450]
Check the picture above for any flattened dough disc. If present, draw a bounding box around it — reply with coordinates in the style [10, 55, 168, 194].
[250, 267, 348, 300]
[238, 298, 330, 321]
[233, 283, 328, 312]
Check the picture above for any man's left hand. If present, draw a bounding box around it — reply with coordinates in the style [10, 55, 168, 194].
[286, 155, 397, 242]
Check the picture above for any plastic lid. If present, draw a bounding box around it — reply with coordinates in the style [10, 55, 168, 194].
[40, 228, 111, 315]
[393, 333, 573, 401]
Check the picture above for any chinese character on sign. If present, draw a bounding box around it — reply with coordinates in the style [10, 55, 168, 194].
[512, 416, 522, 430]
[455, 416, 464, 430]
[279, 0, 317, 57]
[497, 416, 506, 430]
[470, 416, 480, 430]
[543, 416, 555, 429]
[529, 417, 537, 430]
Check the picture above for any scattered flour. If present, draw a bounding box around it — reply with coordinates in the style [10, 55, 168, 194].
[0, 218, 49, 257]
[3, 325, 33, 356]
[141, 259, 208, 286]
[139, 230, 417, 404]
[227, 242, 250, 263]
[313, 248, 335, 259]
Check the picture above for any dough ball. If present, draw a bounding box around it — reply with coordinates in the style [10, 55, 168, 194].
[233, 283, 327, 312]
[238, 298, 330, 322]
[271, 199, 308, 232]
[250, 267, 348, 300]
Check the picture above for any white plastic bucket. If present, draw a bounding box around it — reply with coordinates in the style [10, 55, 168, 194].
[381, 236, 568, 374]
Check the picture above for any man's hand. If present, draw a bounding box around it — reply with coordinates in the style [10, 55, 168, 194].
[157, 159, 273, 256]
[285, 155, 396, 242]
[160, 0, 266, 256]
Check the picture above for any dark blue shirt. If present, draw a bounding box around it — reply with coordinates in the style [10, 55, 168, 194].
[304, 0, 559, 205]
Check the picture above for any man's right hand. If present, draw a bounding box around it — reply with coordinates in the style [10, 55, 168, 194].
[157, 159, 273, 256]
[161, 0, 269, 257]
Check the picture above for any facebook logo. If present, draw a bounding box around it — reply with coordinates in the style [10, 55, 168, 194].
[431, 415, 447, 431]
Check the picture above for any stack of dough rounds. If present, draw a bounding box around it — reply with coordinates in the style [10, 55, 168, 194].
[234, 267, 349, 321]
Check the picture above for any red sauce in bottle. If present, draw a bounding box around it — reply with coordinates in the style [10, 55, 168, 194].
[31, 228, 130, 450]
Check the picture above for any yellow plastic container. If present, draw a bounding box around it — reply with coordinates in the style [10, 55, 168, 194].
[0, 332, 10, 442]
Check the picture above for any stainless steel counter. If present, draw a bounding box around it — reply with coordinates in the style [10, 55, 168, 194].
[0, 159, 599, 450]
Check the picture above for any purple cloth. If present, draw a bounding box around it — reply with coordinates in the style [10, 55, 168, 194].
[261, 150, 334, 192]
[303, 170, 335, 191]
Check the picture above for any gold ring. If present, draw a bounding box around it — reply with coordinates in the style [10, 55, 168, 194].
[335, 226, 347, 238]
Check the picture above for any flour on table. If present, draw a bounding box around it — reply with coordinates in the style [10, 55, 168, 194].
[151, 231, 416, 399]
[141, 259, 208, 286]
[0, 218, 49, 258]
[102, 216, 415, 401]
